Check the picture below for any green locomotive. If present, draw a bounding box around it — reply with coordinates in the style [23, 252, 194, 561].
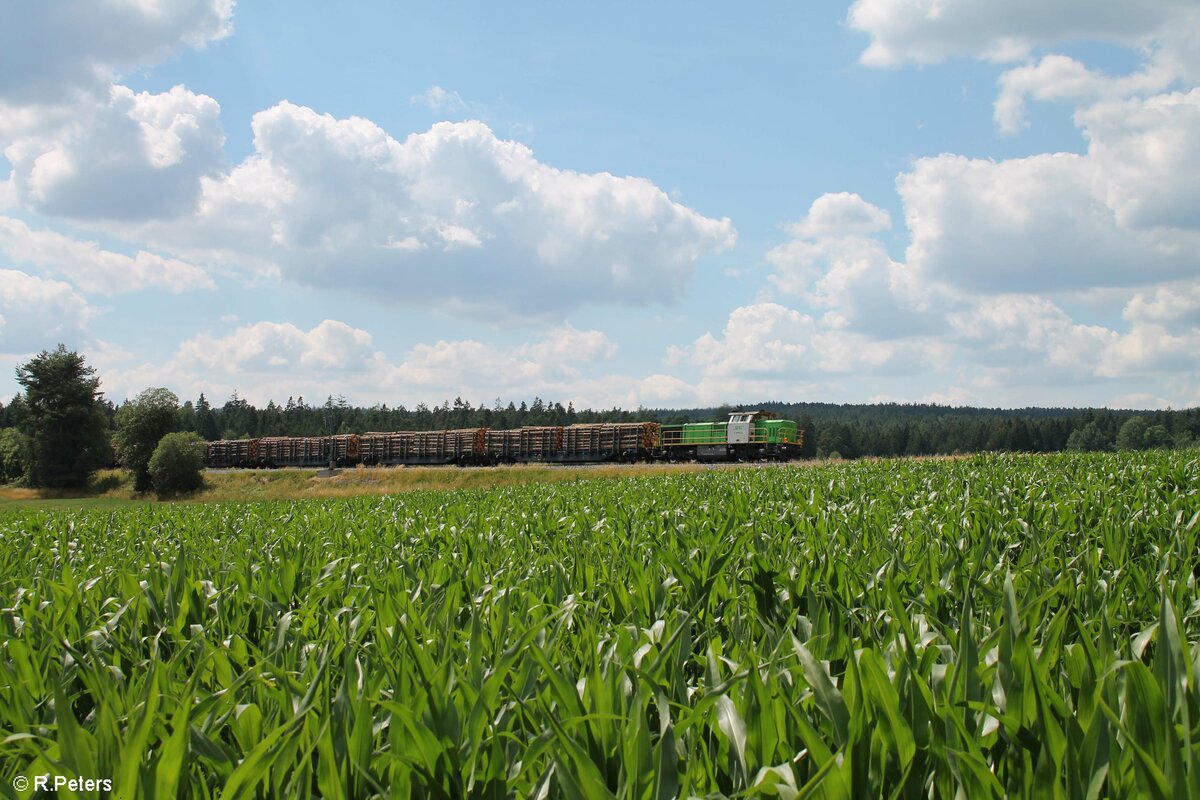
[660, 410, 802, 461]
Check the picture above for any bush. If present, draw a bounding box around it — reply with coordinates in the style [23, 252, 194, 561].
[148, 432, 205, 496]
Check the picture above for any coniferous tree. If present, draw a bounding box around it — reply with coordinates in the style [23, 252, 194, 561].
[194, 394, 220, 440]
[16, 345, 111, 488]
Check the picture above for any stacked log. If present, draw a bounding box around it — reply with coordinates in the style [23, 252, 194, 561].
[205, 439, 257, 468]
[562, 422, 661, 455]
[361, 428, 486, 463]
[519, 426, 563, 458]
[254, 434, 359, 467]
[485, 429, 519, 460]
[330, 434, 358, 463]
[486, 426, 563, 460]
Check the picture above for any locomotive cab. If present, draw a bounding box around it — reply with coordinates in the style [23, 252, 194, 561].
[726, 411, 760, 444]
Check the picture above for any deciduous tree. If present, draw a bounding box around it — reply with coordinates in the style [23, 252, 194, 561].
[114, 387, 180, 492]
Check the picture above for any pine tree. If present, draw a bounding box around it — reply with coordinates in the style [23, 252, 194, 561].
[16, 345, 111, 488]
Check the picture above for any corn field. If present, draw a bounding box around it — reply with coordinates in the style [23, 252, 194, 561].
[2, 450, 1199, 798]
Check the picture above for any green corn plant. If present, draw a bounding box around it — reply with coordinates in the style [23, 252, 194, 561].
[0, 450, 1197, 797]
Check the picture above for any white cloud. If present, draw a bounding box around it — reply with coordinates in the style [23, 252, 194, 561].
[784, 192, 891, 239]
[1079, 90, 1200, 232]
[897, 146, 1200, 295]
[1097, 322, 1200, 379]
[177, 320, 383, 374]
[131, 320, 626, 408]
[411, 86, 470, 115]
[0, 269, 93, 355]
[523, 325, 618, 367]
[674, 303, 914, 394]
[685, 304, 815, 376]
[0, 3, 229, 229]
[994, 55, 1175, 134]
[392, 325, 618, 390]
[758, 182, 1200, 402]
[140, 104, 735, 315]
[948, 295, 1115, 371]
[5, 85, 225, 220]
[0, 0, 233, 106]
[0, 216, 213, 293]
[848, 0, 1198, 68]
[1123, 282, 1200, 327]
[767, 193, 936, 338]
[943, 291, 1200, 384]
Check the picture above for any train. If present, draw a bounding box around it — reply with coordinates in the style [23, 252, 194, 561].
[204, 410, 804, 468]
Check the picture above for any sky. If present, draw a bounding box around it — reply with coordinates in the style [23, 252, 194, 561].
[1, 0, 1198, 412]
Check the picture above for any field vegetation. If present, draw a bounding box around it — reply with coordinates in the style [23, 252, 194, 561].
[1, 450, 1198, 797]
[0, 463, 723, 509]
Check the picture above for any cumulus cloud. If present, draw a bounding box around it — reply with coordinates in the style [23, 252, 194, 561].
[1123, 282, 1200, 328]
[662, 302, 937, 406]
[675, 302, 909, 378]
[177, 320, 383, 374]
[0, 0, 233, 106]
[767, 193, 935, 337]
[1097, 322, 1200, 378]
[112, 320, 627, 407]
[1080, 90, 1200, 232]
[0, 3, 230, 224]
[947, 295, 1116, 372]
[0, 5, 730, 317]
[994, 55, 1175, 134]
[843, 1, 1200, 305]
[758, 183, 1199, 402]
[784, 192, 891, 239]
[684, 303, 816, 376]
[522, 325, 618, 366]
[5, 85, 225, 220]
[0, 269, 93, 354]
[141, 104, 735, 314]
[898, 147, 1200, 295]
[0, 216, 213, 293]
[392, 325, 618, 389]
[848, 0, 1197, 68]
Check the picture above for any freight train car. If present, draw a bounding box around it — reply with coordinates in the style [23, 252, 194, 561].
[359, 428, 487, 465]
[205, 438, 257, 468]
[204, 411, 803, 468]
[257, 435, 358, 468]
[485, 426, 562, 463]
[485, 423, 659, 463]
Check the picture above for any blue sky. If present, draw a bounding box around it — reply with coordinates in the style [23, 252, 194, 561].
[1, 1, 1198, 410]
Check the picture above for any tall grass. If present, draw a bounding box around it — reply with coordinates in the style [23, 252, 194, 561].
[0, 463, 716, 509]
[1, 450, 1198, 797]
